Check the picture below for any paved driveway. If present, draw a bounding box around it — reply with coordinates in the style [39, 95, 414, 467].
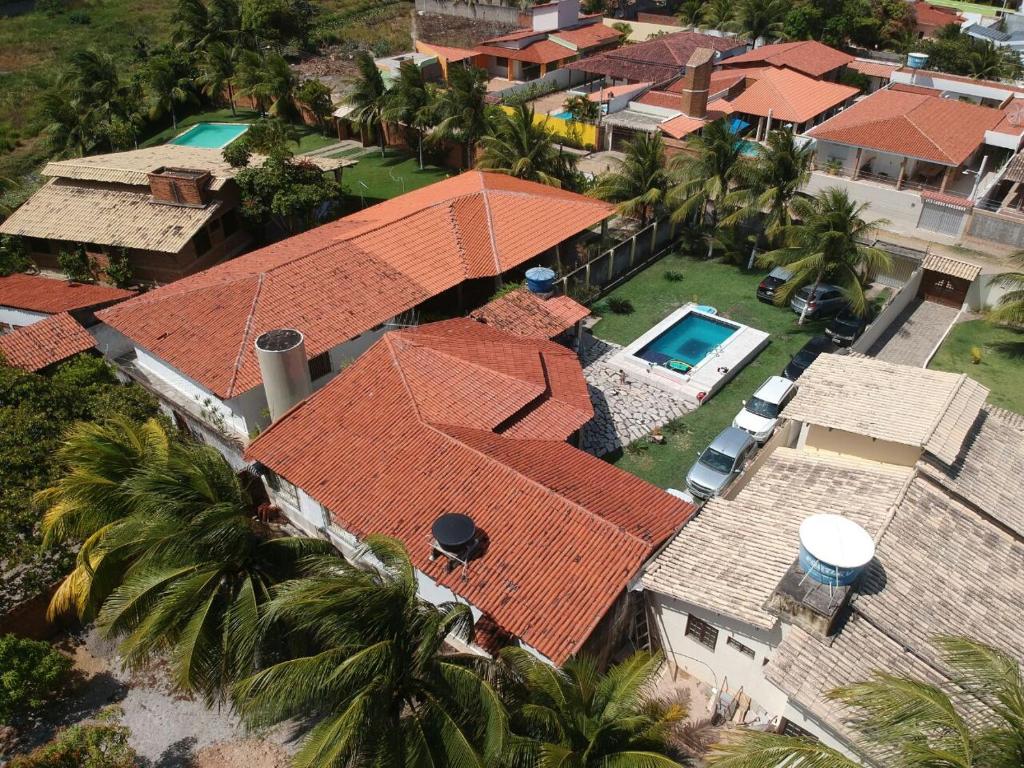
[868, 298, 960, 367]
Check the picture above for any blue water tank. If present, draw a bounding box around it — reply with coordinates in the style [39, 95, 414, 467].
[798, 544, 866, 586]
[906, 52, 929, 69]
[798, 514, 875, 587]
[525, 267, 556, 294]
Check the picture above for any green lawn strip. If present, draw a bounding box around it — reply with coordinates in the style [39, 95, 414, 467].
[929, 319, 1024, 414]
[922, 0, 1001, 16]
[593, 253, 828, 489]
[341, 150, 451, 199]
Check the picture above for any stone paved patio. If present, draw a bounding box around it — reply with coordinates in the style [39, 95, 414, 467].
[868, 298, 960, 367]
[579, 336, 694, 456]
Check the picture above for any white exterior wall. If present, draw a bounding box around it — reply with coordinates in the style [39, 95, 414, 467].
[814, 141, 857, 174]
[804, 171, 930, 237]
[0, 306, 48, 329]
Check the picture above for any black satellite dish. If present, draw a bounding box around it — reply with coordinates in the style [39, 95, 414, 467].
[432, 513, 477, 551]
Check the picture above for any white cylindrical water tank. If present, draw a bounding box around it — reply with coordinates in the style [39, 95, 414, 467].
[255, 328, 313, 422]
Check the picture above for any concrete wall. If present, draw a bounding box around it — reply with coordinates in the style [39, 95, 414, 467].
[966, 208, 1024, 248]
[0, 306, 47, 329]
[415, 0, 523, 25]
[966, 270, 1017, 311]
[802, 424, 923, 467]
[853, 267, 923, 353]
[804, 172, 925, 236]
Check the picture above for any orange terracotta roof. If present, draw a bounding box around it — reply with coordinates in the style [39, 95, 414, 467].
[914, 1, 964, 29]
[665, 70, 746, 96]
[551, 23, 620, 50]
[415, 41, 479, 63]
[567, 31, 745, 82]
[469, 288, 589, 338]
[246, 318, 694, 663]
[722, 41, 853, 79]
[634, 90, 683, 111]
[475, 39, 574, 64]
[724, 66, 857, 123]
[0, 312, 95, 371]
[848, 59, 899, 80]
[586, 82, 652, 101]
[0, 273, 135, 314]
[807, 87, 1007, 165]
[99, 172, 613, 399]
[658, 100, 734, 139]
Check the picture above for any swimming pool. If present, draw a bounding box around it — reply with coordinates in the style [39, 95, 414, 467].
[739, 140, 760, 157]
[550, 110, 574, 120]
[170, 123, 250, 149]
[636, 312, 738, 369]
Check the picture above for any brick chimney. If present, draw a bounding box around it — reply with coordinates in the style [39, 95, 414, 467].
[148, 167, 212, 207]
[678, 48, 715, 119]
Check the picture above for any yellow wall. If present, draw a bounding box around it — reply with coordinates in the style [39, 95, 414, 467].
[499, 105, 599, 148]
[803, 425, 922, 467]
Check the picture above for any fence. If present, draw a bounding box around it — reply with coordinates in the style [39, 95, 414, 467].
[498, 105, 599, 148]
[965, 208, 1024, 248]
[852, 266, 923, 354]
[557, 217, 678, 299]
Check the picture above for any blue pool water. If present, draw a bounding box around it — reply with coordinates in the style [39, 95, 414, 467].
[637, 312, 738, 369]
[739, 140, 760, 157]
[550, 110, 574, 120]
[170, 123, 249, 149]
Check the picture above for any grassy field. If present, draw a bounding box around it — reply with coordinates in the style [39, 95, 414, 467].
[930, 319, 1024, 414]
[341, 150, 451, 200]
[141, 108, 338, 153]
[594, 253, 831, 489]
[924, 0, 1002, 16]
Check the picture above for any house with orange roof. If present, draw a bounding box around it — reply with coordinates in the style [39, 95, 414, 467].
[245, 316, 696, 665]
[719, 40, 854, 82]
[96, 171, 613, 460]
[0, 312, 98, 372]
[0, 272, 134, 331]
[912, 0, 965, 38]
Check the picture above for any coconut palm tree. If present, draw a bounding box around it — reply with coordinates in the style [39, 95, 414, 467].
[707, 636, 1024, 768]
[699, 0, 735, 33]
[987, 252, 1024, 327]
[758, 187, 890, 322]
[145, 53, 198, 131]
[232, 536, 508, 768]
[726, 126, 813, 246]
[198, 42, 239, 116]
[479, 104, 577, 188]
[590, 132, 671, 227]
[38, 89, 97, 158]
[433, 65, 492, 169]
[732, 0, 788, 46]
[346, 51, 390, 157]
[236, 51, 298, 119]
[676, 0, 702, 27]
[382, 59, 434, 169]
[499, 648, 688, 767]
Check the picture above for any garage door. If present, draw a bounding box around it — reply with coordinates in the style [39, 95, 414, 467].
[921, 271, 969, 307]
[918, 200, 967, 236]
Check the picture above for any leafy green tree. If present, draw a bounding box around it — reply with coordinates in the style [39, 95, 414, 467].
[55, 49, 143, 151]
[346, 51, 390, 156]
[38, 89, 97, 157]
[145, 52, 197, 131]
[240, 0, 313, 49]
[987, 252, 1024, 328]
[500, 648, 688, 767]
[57, 244, 97, 283]
[433, 65, 492, 169]
[733, 0, 788, 46]
[296, 78, 334, 131]
[382, 59, 435, 169]
[0, 634, 73, 726]
[590, 132, 671, 227]
[198, 42, 239, 116]
[7, 711, 138, 768]
[676, 0, 703, 27]
[235, 150, 343, 237]
[479, 104, 578, 188]
[235, 51, 298, 118]
[233, 536, 508, 768]
[0, 235, 32, 276]
[758, 187, 890, 322]
[919, 25, 1022, 79]
[707, 636, 1024, 768]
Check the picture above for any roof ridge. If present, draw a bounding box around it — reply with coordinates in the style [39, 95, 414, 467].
[478, 183, 504, 276]
[904, 100, 957, 164]
[447, 198, 475, 279]
[226, 272, 267, 398]
[922, 372, 970, 449]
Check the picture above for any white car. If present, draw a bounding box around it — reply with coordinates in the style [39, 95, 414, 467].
[732, 376, 797, 443]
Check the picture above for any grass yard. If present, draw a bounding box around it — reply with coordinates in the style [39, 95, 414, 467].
[930, 319, 1024, 414]
[923, 0, 1002, 15]
[342, 150, 451, 200]
[593, 254, 831, 489]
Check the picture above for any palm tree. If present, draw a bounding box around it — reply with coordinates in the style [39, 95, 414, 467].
[58, 49, 142, 149]
[198, 42, 238, 116]
[758, 187, 890, 323]
[232, 536, 508, 768]
[676, 0, 702, 27]
[590, 132, 671, 227]
[171, 0, 211, 50]
[726, 126, 813, 246]
[668, 118, 746, 256]
[500, 648, 688, 767]
[478, 104, 577, 188]
[146, 54, 197, 131]
[38, 89, 97, 158]
[236, 51, 298, 119]
[732, 0, 787, 46]
[433, 65, 492, 169]
[382, 59, 434, 169]
[346, 51, 390, 157]
[699, 0, 735, 33]
[707, 636, 1024, 768]
[987, 252, 1024, 327]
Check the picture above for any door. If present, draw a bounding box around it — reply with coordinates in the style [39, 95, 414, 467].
[921, 271, 969, 307]
[919, 200, 966, 237]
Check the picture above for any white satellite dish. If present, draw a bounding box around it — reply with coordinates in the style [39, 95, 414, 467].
[799, 514, 875, 569]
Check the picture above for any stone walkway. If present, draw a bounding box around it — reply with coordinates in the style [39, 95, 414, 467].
[579, 337, 693, 456]
[868, 298, 960, 367]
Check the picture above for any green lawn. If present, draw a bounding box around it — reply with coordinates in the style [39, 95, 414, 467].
[141, 108, 338, 153]
[930, 319, 1024, 414]
[342, 150, 451, 200]
[923, 0, 1002, 16]
[593, 254, 831, 489]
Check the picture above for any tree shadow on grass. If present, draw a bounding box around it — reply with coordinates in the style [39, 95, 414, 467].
[992, 339, 1024, 360]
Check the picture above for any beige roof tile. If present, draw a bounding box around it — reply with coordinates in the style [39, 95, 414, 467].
[921, 253, 982, 281]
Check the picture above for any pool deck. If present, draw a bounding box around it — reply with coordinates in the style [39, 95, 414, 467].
[611, 303, 770, 406]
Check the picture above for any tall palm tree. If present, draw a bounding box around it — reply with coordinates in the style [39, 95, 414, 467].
[758, 187, 890, 322]
[987, 252, 1024, 327]
[732, 0, 788, 46]
[59, 49, 142, 149]
[590, 132, 671, 227]
[233, 536, 508, 768]
[707, 636, 1024, 768]
[382, 59, 434, 169]
[146, 54, 197, 131]
[171, 0, 211, 50]
[236, 51, 297, 119]
[726, 127, 813, 246]
[675, 0, 702, 27]
[198, 42, 239, 116]
[699, 0, 735, 33]
[38, 89, 97, 158]
[499, 648, 688, 767]
[479, 104, 577, 188]
[346, 51, 390, 157]
[433, 65, 492, 169]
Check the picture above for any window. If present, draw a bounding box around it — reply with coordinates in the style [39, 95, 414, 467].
[726, 636, 755, 659]
[779, 719, 818, 741]
[684, 614, 719, 650]
[222, 208, 241, 237]
[308, 350, 332, 380]
[193, 227, 212, 257]
[494, 56, 508, 68]
[27, 238, 51, 254]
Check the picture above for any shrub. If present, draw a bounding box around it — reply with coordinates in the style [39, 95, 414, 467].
[970, 345, 983, 364]
[7, 712, 137, 768]
[663, 270, 685, 282]
[103, 249, 133, 289]
[607, 297, 634, 315]
[0, 235, 32, 276]
[0, 635, 72, 726]
[57, 245, 96, 283]
[67, 10, 91, 24]
[35, 0, 67, 15]
[488, 280, 523, 302]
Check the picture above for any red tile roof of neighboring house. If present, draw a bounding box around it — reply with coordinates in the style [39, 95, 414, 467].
[567, 31, 745, 83]
[848, 58, 899, 80]
[664, 70, 746, 96]
[657, 101, 735, 139]
[724, 66, 858, 123]
[807, 87, 1007, 165]
[722, 40, 854, 79]
[475, 39, 575, 65]
[552, 23, 620, 50]
[246, 318, 694, 663]
[99, 172, 613, 400]
[586, 82, 652, 101]
[415, 41, 479, 63]
[634, 90, 684, 111]
[914, 1, 964, 31]
[469, 288, 589, 338]
[0, 312, 95, 371]
[0, 273, 135, 314]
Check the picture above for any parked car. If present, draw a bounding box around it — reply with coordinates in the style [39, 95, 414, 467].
[685, 427, 757, 499]
[782, 335, 836, 381]
[732, 376, 797, 443]
[789, 284, 846, 319]
[756, 266, 793, 304]
[825, 308, 869, 346]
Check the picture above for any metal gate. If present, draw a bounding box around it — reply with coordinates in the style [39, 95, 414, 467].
[918, 199, 967, 236]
